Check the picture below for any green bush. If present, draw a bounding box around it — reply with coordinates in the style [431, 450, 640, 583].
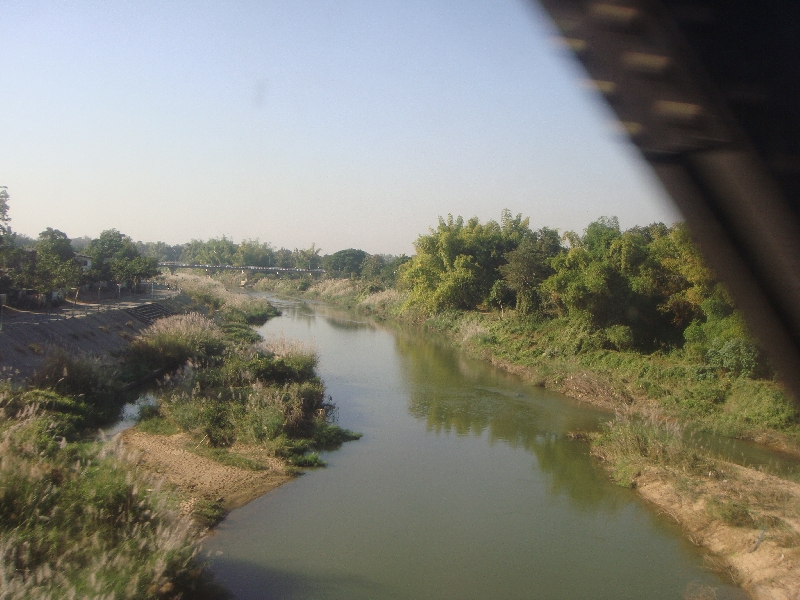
[124, 313, 226, 378]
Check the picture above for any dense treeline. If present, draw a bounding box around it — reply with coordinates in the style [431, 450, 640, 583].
[397, 210, 764, 378]
[0, 187, 406, 305]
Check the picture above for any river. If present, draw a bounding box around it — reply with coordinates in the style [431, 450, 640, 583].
[205, 296, 749, 599]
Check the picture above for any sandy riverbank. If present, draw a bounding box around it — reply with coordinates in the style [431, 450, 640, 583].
[121, 429, 291, 512]
[634, 463, 800, 600]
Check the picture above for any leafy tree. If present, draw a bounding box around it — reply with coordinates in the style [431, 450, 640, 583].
[0, 187, 11, 245]
[179, 237, 237, 266]
[34, 228, 82, 291]
[136, 240, 185, 262]
[273, 247, 294, 268]
[86, 229, 158, 285]
[401, 212, 530, 313]
[294, 244, 322, 270]
[499, 227, 561, 314]
[233, 239, 274, 267]
[322, 249, 368, 277]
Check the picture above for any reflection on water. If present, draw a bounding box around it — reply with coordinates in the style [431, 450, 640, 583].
[393, 330, 621, 512]
[207, 299, 748, 600]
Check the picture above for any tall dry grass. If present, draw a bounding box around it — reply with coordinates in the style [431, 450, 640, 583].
[0, 406, 217, 599]
[165, 273, 277, 324]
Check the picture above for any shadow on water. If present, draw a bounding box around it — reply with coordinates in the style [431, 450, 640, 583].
[203, 558, 398, 600]
[323, 315, 375, 332]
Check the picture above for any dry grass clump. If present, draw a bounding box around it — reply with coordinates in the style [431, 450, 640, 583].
[592, 413, 711, 487]
[359, 288, 406, 312]
[0, 415, 217, 599]
[165, 273, 277, 324]
[259, 335, 317, 362]
[312, 278, 359, 298]
[143, 313, 225, 350]
[124, 313, 227, 380]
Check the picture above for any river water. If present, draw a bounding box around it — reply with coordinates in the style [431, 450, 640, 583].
[205, 297, 749, 599]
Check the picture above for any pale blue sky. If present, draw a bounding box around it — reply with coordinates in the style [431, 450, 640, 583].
[0, 0, 680, 254]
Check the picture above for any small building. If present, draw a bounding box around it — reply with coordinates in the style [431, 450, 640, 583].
[74, 253, 92, 272]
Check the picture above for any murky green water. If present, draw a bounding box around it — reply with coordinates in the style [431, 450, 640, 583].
[205, 298, 749, 599]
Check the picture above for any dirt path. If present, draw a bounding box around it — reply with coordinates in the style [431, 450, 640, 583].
[121, 429, 291, 511]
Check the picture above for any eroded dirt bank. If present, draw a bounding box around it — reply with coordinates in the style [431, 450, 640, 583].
[634, 464, 800, 600]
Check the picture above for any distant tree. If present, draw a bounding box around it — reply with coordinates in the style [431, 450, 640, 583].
[359, 254, 386, 280]
[136, 240, 185, 262]
[273, 247, 294, 268]
[322, 249, 368, 277]
[233, 239, 274, 267]
[179, 237, 237, 266]
[70, 236, 93, 251]
[0, 187, 11, 244]
[86, 229, 158, 286]
[294, 244, 322, 270]
[13, 233, 36, 248]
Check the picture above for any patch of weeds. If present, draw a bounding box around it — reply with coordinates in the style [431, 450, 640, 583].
[98, 325, 110, 333]
[313, 424, 362, 450]
[28, 342, 44, 354]
[137, 405, 179, 436]
[188, 443, 266, 471]
[706, 497, 757, 528]
[289, 452, 325, 467]
[191, 498, 227, 527]
[220, 322, 262, 344]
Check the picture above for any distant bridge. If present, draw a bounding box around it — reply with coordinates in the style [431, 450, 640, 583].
[158, 262, 324, 274]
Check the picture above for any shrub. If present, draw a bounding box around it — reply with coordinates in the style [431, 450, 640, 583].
[125, 313, 226, 377]
[592, 415, 709, 486]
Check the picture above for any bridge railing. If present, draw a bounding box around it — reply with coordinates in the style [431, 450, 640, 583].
[158, 262, 325, 273]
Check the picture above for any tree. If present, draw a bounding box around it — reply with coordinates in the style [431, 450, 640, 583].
[34, 228, 81, 291]
[0, 187, 11, 245]
[400, 212, 532, 313]
[86, 229, 158, 286]
[499, 227, 561, 314]
[233, 239, 274, 267]
[294, 244, 322, 270]
[179, 237, 237, 266]
[322, 249, 368, 277]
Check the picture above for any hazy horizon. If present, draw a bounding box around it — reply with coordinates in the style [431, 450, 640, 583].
[1, 0, 681, 255]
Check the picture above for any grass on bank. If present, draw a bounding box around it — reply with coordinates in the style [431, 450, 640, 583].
[134, 328, 360, 467]
[0, 385, 225, 600]
[165, 273, 279, 325]
[0, 276, 360, 598]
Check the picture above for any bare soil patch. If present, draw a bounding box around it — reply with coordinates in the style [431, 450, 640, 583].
[634, 464, 800, 600]
[121, 429, 291, 511]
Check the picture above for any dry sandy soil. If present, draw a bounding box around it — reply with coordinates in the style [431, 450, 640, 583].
[121, 429, 291, 512]
[633, 463, 800, 600]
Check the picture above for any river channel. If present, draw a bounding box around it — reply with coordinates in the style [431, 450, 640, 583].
[205, 296, 749, 599]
